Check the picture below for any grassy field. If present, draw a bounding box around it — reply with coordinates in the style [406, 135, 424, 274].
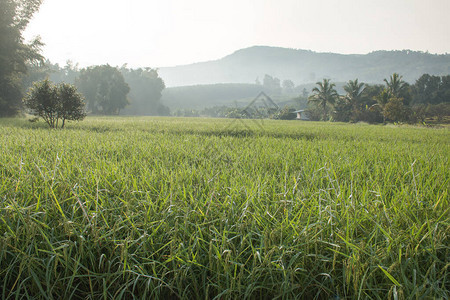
[0, 117, 448, 299]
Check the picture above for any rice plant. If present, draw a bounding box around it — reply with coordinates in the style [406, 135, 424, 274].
[0, 117, 448, 299]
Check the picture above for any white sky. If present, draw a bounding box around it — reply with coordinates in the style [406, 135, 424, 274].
[24, 0, 450, 68]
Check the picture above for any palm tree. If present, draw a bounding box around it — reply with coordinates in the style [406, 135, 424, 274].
[372, 89, 390, 124]
[344, 79, 365, 109]
[384, 73, 407, 98]
[308, 78, 339, 120]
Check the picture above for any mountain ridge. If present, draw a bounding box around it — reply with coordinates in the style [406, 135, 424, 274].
[158, 46, 450, 87]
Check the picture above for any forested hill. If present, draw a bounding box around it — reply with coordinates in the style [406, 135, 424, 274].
[158, 46, 450, 87]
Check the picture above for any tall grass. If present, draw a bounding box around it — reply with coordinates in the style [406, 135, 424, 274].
[0, 117, 448, 299]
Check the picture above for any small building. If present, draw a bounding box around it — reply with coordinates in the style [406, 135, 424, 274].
[293, 110, 309, 120]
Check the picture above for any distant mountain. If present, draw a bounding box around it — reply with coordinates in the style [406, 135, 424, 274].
[158, 46, 450, 87]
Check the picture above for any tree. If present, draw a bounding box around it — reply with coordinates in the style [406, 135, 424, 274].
[56, 83, 87, 128]
[282, 79, 295, 95]
[120, 67, 168, 116]
[412, 74, 450, 105]
[412, 74, 439, 104]
[372, 89, 390, 123]
[438, 76, 450, 104]
[308, 78, 339, 120]
[23, 79, 86, 128]
[263, 74, 281, 95]
[23, 79, 57, 127]
[384, 73, 409, 99]
[426, 103, 450, 122]
[383, 97, 411, 123]
[21, 59, 52, 91]
[76, 65, 130, 115]
[0, 0, 44, 116]
[344, 79, 366, 120]
[355, 84, 384, 123]
[333, 96, 352, 122]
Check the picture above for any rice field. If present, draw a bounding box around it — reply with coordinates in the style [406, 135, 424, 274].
[0, 117, 448, 299]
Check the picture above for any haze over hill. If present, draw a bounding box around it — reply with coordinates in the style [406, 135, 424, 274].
[159, 46, 450, 87]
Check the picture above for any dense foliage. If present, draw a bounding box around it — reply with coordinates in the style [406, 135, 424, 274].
[23, 79, 86, 128]
[120, 67, 168, 116]
[76, 65, 130, 115]
[412, 74, 450, 105]
[168, 72, 449, 123]
[306, 73, 450, 124]
[0, 0, 43, 116]
[0, 117, 448, 298]
[14, 52, 450, 122]
[22, 62, 169, 116]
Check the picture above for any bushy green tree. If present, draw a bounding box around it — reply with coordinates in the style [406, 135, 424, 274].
[23, 79, 57, 126]
[383, 97, 411, 123]
[56, 83, 87, 128]
[412, 74, 450, 105]
[425, 103, 450, 123]
[356, 84, 384, 123]
[0, 0, 43, 116]
[333, 96, 352, 122]
[76, 65, 130, 115]
[23, 79, 86, 128]
[120, 67, 168, 115]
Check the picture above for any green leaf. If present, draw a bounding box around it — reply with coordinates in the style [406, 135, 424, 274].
[378, 265, 402, 287]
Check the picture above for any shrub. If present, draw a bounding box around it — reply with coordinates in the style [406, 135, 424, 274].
[272, 105, 297, 120]
[383, 97, 411, 123]
[23, 79, 86, 128]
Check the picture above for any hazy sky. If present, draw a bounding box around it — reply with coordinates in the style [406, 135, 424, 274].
[24, 0, 450, 68]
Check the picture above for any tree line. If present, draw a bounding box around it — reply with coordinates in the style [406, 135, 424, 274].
[0, 0, 167, 120]
[1, 0, 448, 125]
[24, 62, 168, 117]
[173, 73, 449, 124]
[307, 73, 450, 123]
